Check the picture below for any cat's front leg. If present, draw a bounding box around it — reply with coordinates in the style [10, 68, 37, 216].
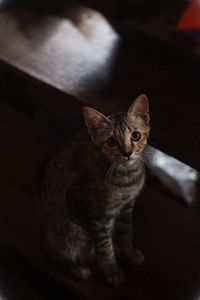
[90, 219, 125, 285]
[116, 202, 144, 266]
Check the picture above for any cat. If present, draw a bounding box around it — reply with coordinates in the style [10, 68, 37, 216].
[40, 94, 150, 285]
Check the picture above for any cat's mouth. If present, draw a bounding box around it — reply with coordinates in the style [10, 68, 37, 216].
[120, 156, 137, 164]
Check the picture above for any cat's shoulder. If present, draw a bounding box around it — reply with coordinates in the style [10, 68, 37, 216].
[48, 130, 92, 165]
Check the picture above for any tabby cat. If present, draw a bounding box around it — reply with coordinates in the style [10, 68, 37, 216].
[40, 94, 150, 285]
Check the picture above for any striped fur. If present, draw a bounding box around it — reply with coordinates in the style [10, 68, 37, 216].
[40, 95, 150, 285]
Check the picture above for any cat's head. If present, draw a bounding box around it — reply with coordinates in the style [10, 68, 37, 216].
[83, 94, 150, 165]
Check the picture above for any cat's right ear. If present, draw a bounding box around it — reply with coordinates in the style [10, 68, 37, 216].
[83, 107, 111, 140]
[128, 94, 150, 125]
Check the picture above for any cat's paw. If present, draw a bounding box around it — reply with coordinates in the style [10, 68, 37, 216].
[104, 268, 125, 285]
[125, 248, 145, 266]
[72, 266, 92, 280]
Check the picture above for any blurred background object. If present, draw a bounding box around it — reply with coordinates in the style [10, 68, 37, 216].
[147, 146, 199, 206]
[174, 0, 200, 53]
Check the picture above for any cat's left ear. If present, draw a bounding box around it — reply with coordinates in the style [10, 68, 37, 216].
[128, 94, 150, 125]
[83, 106, 111, 140]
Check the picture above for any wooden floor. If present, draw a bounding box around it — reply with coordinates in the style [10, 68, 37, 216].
[0, 100, 200, 300]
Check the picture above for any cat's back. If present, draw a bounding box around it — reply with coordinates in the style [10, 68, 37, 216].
[41, 134, 106, 202]
[44, 140, 90, 186]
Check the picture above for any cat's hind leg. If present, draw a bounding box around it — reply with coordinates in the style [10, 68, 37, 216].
[44, 222, 93, 280]
[69, 264, 91, 281]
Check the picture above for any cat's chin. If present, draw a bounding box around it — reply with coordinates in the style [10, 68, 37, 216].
[106, 156, 138, 166]
[116, 157, 137, 168]
[125, 159, 138, 167]
[126, 159, 135, 166]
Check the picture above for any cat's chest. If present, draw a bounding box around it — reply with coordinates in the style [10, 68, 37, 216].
[107, 171, 145, 211]
[107, 165, 145, 195]
[110, 183, 143, 202]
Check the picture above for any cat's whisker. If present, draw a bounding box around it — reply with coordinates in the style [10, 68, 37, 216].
[105, 162, 116, 182]
[143, 153, 153, 161]
[143, 149, 152, 155]
[132, 152, 140, 156]
[140, 158, 150, 168]
[142, 149, 154, 159]
[139, 154, 151, 168]
[105, 166, 112, 180]
[131, 152, 140, 159]
[141, 152, 152, 162]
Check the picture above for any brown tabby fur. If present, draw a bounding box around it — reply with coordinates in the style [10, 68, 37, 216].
[40, 94, 150, 285]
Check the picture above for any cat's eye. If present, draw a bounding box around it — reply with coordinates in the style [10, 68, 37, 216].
[131, 131, 141, 141]
[106, 137, 118, 147]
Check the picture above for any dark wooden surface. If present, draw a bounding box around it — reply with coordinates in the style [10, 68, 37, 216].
[0, 100, 200, 300]
[0, 2, 200, 169]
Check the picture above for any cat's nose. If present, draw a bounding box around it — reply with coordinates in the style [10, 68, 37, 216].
[123, 151, 132, 158]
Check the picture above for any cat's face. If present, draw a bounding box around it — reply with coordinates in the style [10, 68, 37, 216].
[83, 94, 150, 165]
